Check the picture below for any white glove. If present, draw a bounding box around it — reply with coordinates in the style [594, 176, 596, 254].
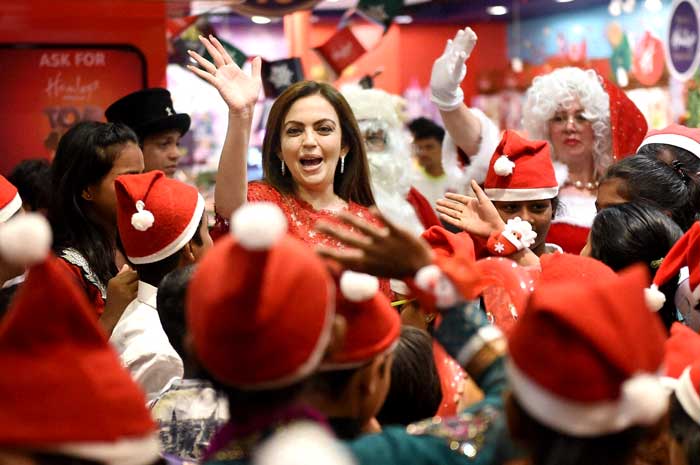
[430, 27, 478, 111]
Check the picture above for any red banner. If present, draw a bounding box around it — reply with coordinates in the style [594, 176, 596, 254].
[0, 45, 146, 174]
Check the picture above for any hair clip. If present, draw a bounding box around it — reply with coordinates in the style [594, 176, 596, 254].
[650, 258, 664, 269]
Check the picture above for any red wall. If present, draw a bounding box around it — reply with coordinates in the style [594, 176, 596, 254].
[0, 0, 167, 87]
[304, 21, 508, 99]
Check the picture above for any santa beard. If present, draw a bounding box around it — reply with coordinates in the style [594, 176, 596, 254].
[367, 147, 425, 237]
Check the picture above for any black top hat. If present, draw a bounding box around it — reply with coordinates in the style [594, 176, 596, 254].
[105, 88, 191, 141]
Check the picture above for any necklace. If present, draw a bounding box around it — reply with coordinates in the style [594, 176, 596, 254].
[564, 179, 599, 191]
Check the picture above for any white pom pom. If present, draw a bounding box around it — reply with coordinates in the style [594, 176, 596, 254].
[254, 422, 355, 465]
[0, 213, 52, 266]
[644, 284, 666, 312]
[493, 155, 515, 176]
[232, 202, 288, 251]
[621, 374, 669, 426]
[340, 271, 379, 302]
[131, 200, 154, 231]
[415, 264, 460, 308]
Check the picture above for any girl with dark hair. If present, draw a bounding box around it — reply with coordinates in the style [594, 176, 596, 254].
[596, 155, 700, 231]
[187, 37, 379, 253]
[582, 202, 683, 329]
[49, 121, 143, 328]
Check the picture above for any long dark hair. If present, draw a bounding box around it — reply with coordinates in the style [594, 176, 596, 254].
[261, 80, 375, 207]
[601, 155, 700, 231]
[589, 202, 682, 330]
[49, 121, 139, 286]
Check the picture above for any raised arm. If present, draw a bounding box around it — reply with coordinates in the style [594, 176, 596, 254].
[430, 27, 496, 157]
[187, 35, 262, 219]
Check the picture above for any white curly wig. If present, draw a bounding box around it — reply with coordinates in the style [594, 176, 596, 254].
[522, 67, 612, 173]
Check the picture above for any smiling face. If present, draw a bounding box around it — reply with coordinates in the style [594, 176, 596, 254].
[547, 100, 595, 167]
[280, 94, 348, 194]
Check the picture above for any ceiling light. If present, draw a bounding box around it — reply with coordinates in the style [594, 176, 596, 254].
[644, 0, 662, 12]
[608, 0, 622, 16]
[251, 16, 271, 24]
[486, 5, 508, 15]
[395, 15, 413, 24]
[555, 0, 575, 3]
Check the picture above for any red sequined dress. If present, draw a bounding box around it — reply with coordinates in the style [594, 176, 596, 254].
[211, 181, 392, 297]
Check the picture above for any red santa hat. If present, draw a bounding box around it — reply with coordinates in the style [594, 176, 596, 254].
[665, 323, 700, 379]
[0, 214, 158, 463]
[483, 130, 559, 202]
[508, 265, 668, 436]
[0, 175, 21, 223]
[675, 361, 700, 425]
[646, 222, 700, 312]
[115, 170, 204, 264]
[599, 75, 648, 160]
[187, 202, 335, 390]
[538, 253, 617, 285]
[637, 123, 700, 159]
[322, 271, 400, 370]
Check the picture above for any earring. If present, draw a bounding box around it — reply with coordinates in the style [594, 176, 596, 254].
[281, 160, 285, 176]
[340, 156, 345, 174]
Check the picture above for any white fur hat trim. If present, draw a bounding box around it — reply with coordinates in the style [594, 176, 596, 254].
[131, 200, 155, 232]
[340, 271, 379, 302]
[0, 213, 52, 266]
[254, 421, 356, 465]
[231, 202, 288, 251]
[493, 154, 515, 176]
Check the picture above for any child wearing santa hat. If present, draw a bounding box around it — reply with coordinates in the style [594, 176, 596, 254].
[0, 214, 161, 465]
[638, 123, 700, 174]
[0, 174, 25, 295]
[110, 170, 212, 401]
[304, 270, 401, 439]
[436, 130, 562, 258]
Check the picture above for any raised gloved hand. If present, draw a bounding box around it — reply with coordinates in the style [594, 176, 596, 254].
[430, 27, 478, 111]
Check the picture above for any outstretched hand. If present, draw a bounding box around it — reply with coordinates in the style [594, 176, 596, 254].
[436, 180, 505, 238]
[430, 27, 478, 111]
[315, 207, 434, 279]
[187, 35, 262, 115]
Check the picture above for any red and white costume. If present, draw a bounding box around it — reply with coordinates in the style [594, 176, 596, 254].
[342, 87, 440, 236]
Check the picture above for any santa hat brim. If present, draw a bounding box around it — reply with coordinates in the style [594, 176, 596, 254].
[485, 186, 559, 202]
[676, 367, 700, 425]
[49, 434, 161, 465]
[0, 192, 22, 223]
[506, 359, 667, 436]
[638, 134, 700, 159]
[127, 193, 205, 264]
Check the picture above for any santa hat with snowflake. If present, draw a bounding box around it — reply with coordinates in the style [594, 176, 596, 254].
[645, 222, 700, 312]
[638, 123, 700, 159]
[115, 170, 204, 265]
[322, 271, 400, 370]
[484, 130, 559, 202]
[0, 214, 158, 463]
[508, 264, 668, 436]
[0, 175, 21, 223]
[187, 202, 336, 389]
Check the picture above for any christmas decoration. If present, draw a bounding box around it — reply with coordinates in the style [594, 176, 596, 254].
[261, 58, 304, 98]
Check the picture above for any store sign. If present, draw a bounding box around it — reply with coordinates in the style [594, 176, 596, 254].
[0, 45, 146, 174]
[665, 0, 700, 80]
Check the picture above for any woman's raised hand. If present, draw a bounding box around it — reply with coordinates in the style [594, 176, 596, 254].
[315, 207, 434, 279]
[187, 35, 262, 115]
[436, 180, 505, 238]
[430, 27, 478, 111]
